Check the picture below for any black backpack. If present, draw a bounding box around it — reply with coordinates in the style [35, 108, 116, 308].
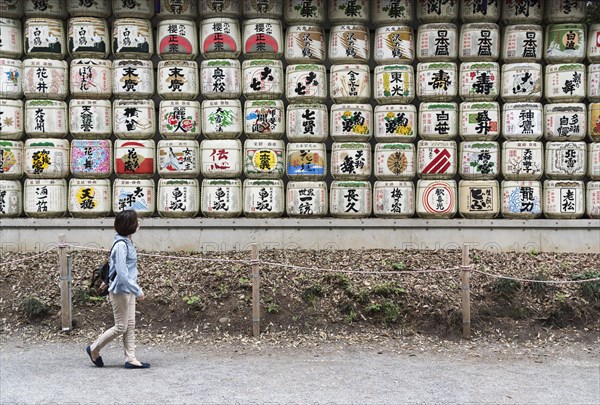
[90, 240, 126, 296]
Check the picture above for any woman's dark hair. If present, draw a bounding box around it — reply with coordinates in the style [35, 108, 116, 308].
[114, 210, 139, 236]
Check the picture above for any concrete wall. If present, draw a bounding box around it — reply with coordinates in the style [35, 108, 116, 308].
[1, 218, 598, 253]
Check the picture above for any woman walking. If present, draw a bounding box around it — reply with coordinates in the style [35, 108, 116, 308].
[86, 209, 150, 369]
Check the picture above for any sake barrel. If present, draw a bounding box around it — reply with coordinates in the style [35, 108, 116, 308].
[201, 178, 242, 218]
[0, 99, 23, 140]
[416, 23, 458, 62]
[200, 17, 241, 59]
[24, 138, 69, 178]
[416, 179, 457, 218]
[588, 64, 600, 102]
[22, 58, 68, 100]
[543, 180, 585, 219]
[0, 180, 22, 217]
[70, 139, 112, 179]
[285, 24, 326, 64]
[459, 62, 500, 101]
[330, 64, 371, 103]
[243, 138, 285, 179]
[286, 142, 327, 180]
[69, 99, 111, 139]
[0, 2, 23, 19]
[501, 140, 544, 180]
[25, 0, 67, 18]
[329, 0, 370, 24]
[244, 100, 285, 139]
[200, 139, 242, 178]
[544, 24, 586, 64]
[458, 180, 500, 219]
[418, 102, 458, 140]
[416, 62, 457, 101]
[68, 178, 111, 218]
[159, 100, 201, 140]
[589, 143, 600, 180]
[589, 103, 600, 142]
[200, 59, 242, 100]
[374, 142, 416, 180]
[502, 24, 543, 63]
[155, 0, 197, 19]
[113, 99, 155, 140]
[459, 23, 500, 62]
[544, 0, 586, 23]
[112, 178, 155, 216]
[416, 0, 458, 23]
[330, 104, 373, 142]
[373, 64, 415, 104]
[156, 19, 198, 61]
[242, 18, 283, 59]
[373, 180, 414, 218]
[0, 139, 23, 179]
[373, 25, 414, 65]
[329, 180, 372, 218]
[112, 0, 154, 19]
[461, 0, 500, 23]
[502, 0, 543, 24]
[588, 24, 600, 63]
[157, 178, 199, 218]
[0, 18, 22, 58]
[70, 58, 111, 99]
[545, 63, 586, 103]
[286, 103, 328, 142]
[459, 102, 501, 141]
[114, 139, 155, 179]
[157, 60, 199, 100]
[199, 0, 240, 18]
[68, 0, 111, 17]
[285, 0, 325, 23]
[24, 178, 67, 218]
[0, 58, 22, 99]
[67, 17, 109, 59]
[243, 179, 285, 218]
[374, 104, 417, 142]
[544, 103, 587, 141]
[331, 142, 372, 180]
[24, 18, 66, 59]
[24, 100, 67, 138]
[286, 180, 328, 217]
[329, 24, 370, 64]
[112, 59, 154, 99]
[545, 141, 586, 180]
[501, 180, 542, 218]
[242, 59, 284, 100]
[500, 63, 542, 102]
[242, 0, 284, 19]
[201, 99, 243, 139]
[417, 140, 457, 179]
[502, 102, 543, 141]
[112, 18, 153, 59]
[157, 139, 200, 178]
[285, 64, 327, 103]
[459, 141, 500, 180]
[372, 0, 414, 26]
[586, 182, 600, 218]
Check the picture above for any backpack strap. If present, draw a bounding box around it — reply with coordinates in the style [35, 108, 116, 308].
[108, 239, 128, 281]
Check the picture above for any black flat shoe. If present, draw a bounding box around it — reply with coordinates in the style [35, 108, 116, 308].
[86, 345, 104, 367]
[124, 361, 151, 369]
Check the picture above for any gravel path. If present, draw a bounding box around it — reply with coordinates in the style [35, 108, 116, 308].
[1, 336, 599, 404]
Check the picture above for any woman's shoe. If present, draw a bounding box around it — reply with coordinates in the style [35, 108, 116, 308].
[124, 361, 151, 369]
[85, 345, 104, 367]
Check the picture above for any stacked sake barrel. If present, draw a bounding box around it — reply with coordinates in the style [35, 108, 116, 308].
[588, 21, 600, 219]
[328, 0, 373, 218]
[371, 1, 416, 219]
[284, 1, 329, 218]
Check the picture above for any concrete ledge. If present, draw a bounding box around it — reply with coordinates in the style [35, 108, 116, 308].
[1, 218, 599, 253]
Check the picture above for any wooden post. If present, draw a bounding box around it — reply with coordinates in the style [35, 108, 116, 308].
[461, 244, 471, 340]
[58, 234, 72, 332]
[251, 244, 260, 338]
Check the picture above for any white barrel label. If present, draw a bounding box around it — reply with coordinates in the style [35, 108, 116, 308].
[420, 181, 455, 215]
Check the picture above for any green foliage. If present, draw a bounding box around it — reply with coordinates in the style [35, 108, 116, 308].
[324, 273, 351, 292]
[572, 270, 600, 302]
[526, 272, 553, 294]
[371, 282, 406, 298]
[365, 300, 402, 324]
[238, 277, 251, 288]
[491, 278, 521, 295]
[182, 295, 205, 311]
[22, 296, 49, 320]
[302, 283, 324, 304]
[391, 262, 406, 271]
